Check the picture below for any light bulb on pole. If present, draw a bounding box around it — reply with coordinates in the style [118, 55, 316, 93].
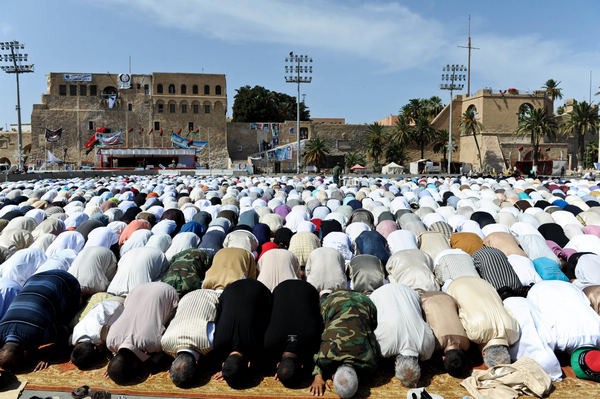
[440, 64, 466, 174]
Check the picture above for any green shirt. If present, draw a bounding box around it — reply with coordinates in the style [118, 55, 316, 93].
[312, 290, 380, 377]
[332, 165, 342, 179]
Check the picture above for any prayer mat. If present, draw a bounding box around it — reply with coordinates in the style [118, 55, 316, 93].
[17, 360, 600, 399]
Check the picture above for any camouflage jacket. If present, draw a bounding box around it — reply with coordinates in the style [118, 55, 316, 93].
[313, 290, 380, 377]
[162, 249, 210, 296]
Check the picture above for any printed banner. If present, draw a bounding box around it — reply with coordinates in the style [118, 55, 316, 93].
[45, 128, 62, 143]
[170, 133, 207, 152]
[96, 131, 123, 146]
[63, 73, 92, 82]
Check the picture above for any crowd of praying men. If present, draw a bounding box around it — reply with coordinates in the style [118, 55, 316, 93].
[0, 174, 598, 398]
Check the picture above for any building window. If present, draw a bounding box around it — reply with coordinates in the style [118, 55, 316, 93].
[192, 85, 198, 94]
[289, 162, 295, 170]
[70, 85, 77, 96]
[59, 85, 67, 96]
[168, 84, 175, 94]
[181, 103, 187, 113]
[154, 121, 160, 131]
[204, 85, 210, 95]
[215, 85, 222, 95]
[157, 103, 164, 113]
[128, 103, 133, 111]
[90, 85, 97, 96]
[188, 122, 194, 131]
[88, 121, 94, 130]
[169, 103, 176, 113]
[193, 104, 199, 114]
[79, 85, 87, 96]
[137, 83, 141, 89]
[181, 84, 187, 94]
[204, 104, 211, 113]
[144, 84, 149, 95]
[157, 84, 163, 94]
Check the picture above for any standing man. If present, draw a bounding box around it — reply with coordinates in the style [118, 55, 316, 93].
[264, 280, 323, 387]
[310, 290, 380, 398]
[212, 279, 272, 388]
[332, 162, 342, 187]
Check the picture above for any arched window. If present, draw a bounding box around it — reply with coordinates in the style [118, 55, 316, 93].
[156, 101, 164, 114]
[204, 101, 211, 114]
[192, 101, 200, 114]
[215, 85, 222, 95]
[168, 101, 176, 113]
[192, 85, 198, 94]
[168, 84, 175, 94]
[204, 85, 210, 95]
[181, 101, 188, 114]
[518, 103, 533, 121]
[181, 84, 187, 94]
[157, 84, 163, 94]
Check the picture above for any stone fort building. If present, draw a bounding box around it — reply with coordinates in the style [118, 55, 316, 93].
[30, 72, 228, 168]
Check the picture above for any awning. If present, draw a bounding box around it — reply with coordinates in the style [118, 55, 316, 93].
[99, 148, 195, 157]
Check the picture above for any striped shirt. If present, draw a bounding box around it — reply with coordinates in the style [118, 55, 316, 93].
[472, 247, 523, 291]
[433, 249, 480, 285]
[161, 289, 220, 357]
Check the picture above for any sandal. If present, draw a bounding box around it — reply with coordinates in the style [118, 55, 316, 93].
[71, 385, 89, 399]
[92, 390, 112, 399]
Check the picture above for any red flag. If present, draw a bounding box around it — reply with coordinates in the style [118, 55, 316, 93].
[545, 146, 551, 152]
[148, 128, 153, 136]
[518, 146, 524, 151]
[176, 128, 182, 135]
[139, 127, 144, 135]
[85, 134, 98, 149]
[96, 127, 106, 133]
[159, 128, 163, 137]
[186, 139, 194, 146]
[128, 127, 134, 132]
[192, 128, 200, 135]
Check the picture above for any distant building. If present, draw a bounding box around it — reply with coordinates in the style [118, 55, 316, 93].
[375, 115, 398, 126]
[311, 118, 345, 125]
[30, 72, 228, 168]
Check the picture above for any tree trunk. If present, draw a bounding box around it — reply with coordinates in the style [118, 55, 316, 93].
[472, 131, 483, 171]
[579, 129, 585, 169]
[420, 141, 425, 159]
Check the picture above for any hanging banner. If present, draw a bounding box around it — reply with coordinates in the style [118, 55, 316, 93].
[170, 132, 207, 152]
[46, 150, 63, 164]
[96, 131, 123, 145]
[45, 128, 62, 142]
[63, 73, 92, 82]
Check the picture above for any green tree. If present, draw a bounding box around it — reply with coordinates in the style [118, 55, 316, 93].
[302, 137, 329, 171]
[366, 122, 386, 171]
[232, 85, 310, 122]
[344, 151, 365, 169]
[514, 107, 558, 171]
[459, 108, 484, 170]
[432, 129, 456, 166]
[425, 96, 444, 118]
[542, 79, 563, 101]
[400, 98, 438, 159]
[561, 101, 600, 167]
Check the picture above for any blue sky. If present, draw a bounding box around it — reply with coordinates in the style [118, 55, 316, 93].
[1, 0, 600, 128]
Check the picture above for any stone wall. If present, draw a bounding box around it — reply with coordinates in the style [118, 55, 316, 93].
[0, 132, 32, 165]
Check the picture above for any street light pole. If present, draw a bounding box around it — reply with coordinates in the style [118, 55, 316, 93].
[285, 52, 312, 174]
[440, 64, 466, 174]
[1, 41, 34, 172]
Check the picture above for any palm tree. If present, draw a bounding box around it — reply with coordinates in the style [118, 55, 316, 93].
[459, 108, 484, 170]
[561, 101, 600, 167]
[514, 107, 558, 171]
[425, 96, 444, 118]
[302, 137, 329, 171]
[432, 129, 456, 166]
[366, 122, 386, 171]
[344, 151, 365, 169]
[543, 79, 563, 101]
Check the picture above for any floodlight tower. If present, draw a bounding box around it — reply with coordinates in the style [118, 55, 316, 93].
[1, 41, 34, 172]
[440, 64, 466, 174]
[285, 52, 312, 174]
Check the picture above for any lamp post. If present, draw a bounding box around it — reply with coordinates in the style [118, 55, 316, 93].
[285, 52, 312, 174]
[1, 41, 34, 172]
[440, 64, 466, 174]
